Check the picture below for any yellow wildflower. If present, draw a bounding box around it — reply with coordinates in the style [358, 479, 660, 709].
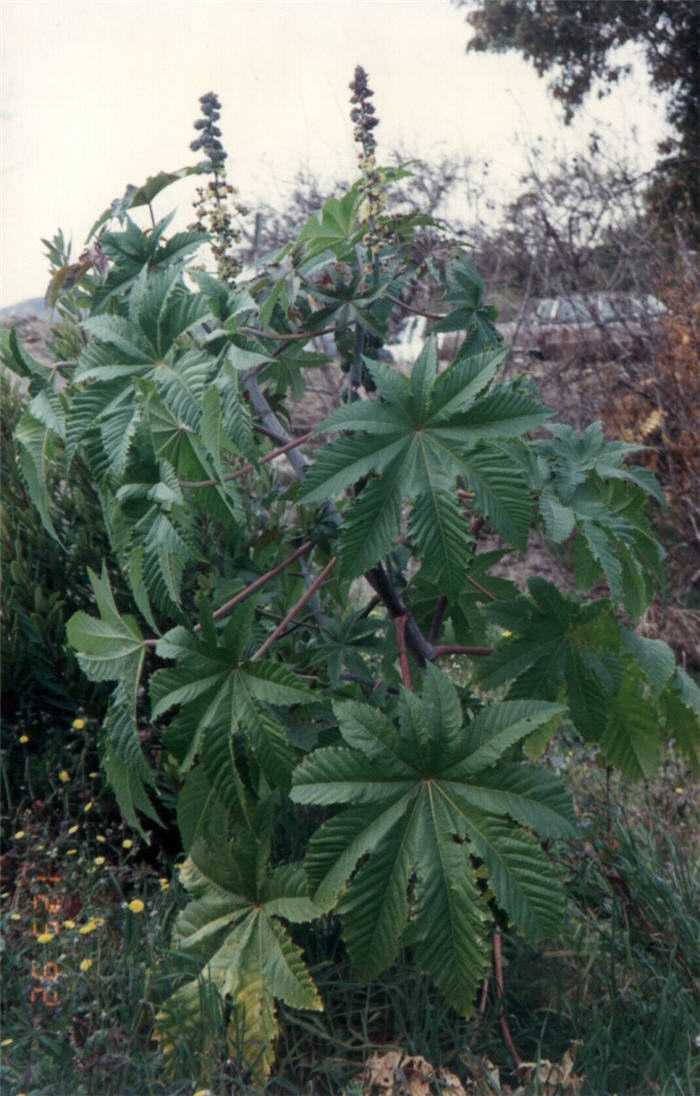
[72, 718, 86, 730]
[59, 770, 69, 783]
[68, 825, 79, 835]
[78, 920, 98, 935]
[1, 1037, 13, 1046]
[66, 849, 78, 856]
[14, 830, 25, 840]
[37, 932, 54, 944]
[19, 735, 29, 744]
[127, 899, 145, 914]
[79, 958, 93, 972]
[84, 801, 93, 812]
[675, 786, 684, 794]
[159, 878, 169, 891]
[63, 920, 76, 929]
[122, 839, 133, 849]
[96, 834, 106, 843]
[93, 857, 105, 867]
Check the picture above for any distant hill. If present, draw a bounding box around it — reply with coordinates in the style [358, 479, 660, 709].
[0, 297, 50, 322]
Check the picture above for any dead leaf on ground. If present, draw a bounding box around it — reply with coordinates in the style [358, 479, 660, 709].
[354, 1049, 467, 1095]
[515, 1042, 583, 1095]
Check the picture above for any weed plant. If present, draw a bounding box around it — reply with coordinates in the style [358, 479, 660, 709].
[2, 72, 699, 1095]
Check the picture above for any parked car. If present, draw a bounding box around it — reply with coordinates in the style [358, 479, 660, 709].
[509, 292, 666, 362]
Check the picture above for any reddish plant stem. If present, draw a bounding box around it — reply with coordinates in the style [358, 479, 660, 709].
[140, 540, 314, 646]
[432, 644, 494, 658]
[394, 613, 413, 690]
[238, 323, 336, 342]
[457, 488, 475, 501]
[251, 556, 338, 660]
[428, 595, 448, 645]
[209, 540, 314, 624]
[384, 293, 447, 322]
[493, 930, 522, 1068]
[466, 574, 498, 602]
[180, 432, 313, 489]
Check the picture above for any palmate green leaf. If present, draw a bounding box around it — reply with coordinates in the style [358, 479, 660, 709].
[14, 410, 60, 538]
[66, 565, 145, 697]
[621, 629, 676, 698]
[1, 326, 52, 394]
[600, 673, 662, 779]
[89, 164, 208, 236]
[160, 841, 322, 1085]
[525, 427, 665, 616]
[150, 615, 309, 785]
[660, 686, 700, 772]
[338, 463, 402, 581]
[292, 666, 572, 1015]
[302, 340, 541, 582]
[409, 474, 471, 601]
[454, 808, 564, 941]
[100, 691, 159, 836]
[294, 186, 364, 263]
[478, 579, 621, 741]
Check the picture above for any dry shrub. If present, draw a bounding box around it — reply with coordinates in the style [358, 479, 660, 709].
[601, 263, 700, 605]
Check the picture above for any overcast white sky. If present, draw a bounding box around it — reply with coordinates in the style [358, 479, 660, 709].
[1, 0, 668, 307]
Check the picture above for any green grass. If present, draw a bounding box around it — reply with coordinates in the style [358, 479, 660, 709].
[2, 731, 698, 1095]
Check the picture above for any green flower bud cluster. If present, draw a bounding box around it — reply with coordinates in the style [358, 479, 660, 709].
[349, 66, 385, 258]
[188, 92, 247, 285]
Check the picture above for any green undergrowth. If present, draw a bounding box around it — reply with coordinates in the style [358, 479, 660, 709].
[2, 739, 697, 1096]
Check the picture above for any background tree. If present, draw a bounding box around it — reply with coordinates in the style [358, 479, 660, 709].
[454, 0, 700, 237]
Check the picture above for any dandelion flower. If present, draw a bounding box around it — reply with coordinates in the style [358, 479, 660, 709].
[59, 770, 69, 782]
[63, 920, 76, 929]
[122, 839, 133, 849]
[37, 932, 54, 944]
[79, 958, 93, 972]
[78, 920, 98, 935]
[93, 857, 105, 866]
[14, 830, 25, 840]
[675, 786, 684, 794]
[72, 718, 86, 730]
[19, 735, 29, 744]
[127, 899, 145, 914]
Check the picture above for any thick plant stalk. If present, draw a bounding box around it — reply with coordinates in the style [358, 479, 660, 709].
[394, 614, 413, 689]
